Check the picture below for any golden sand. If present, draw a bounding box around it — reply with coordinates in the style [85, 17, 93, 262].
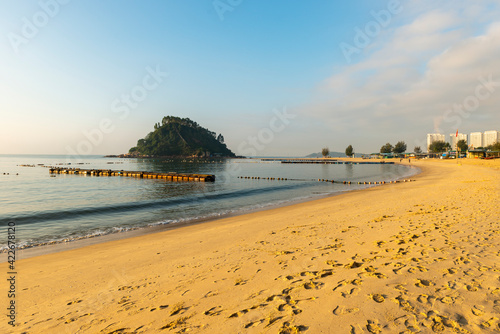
[1, 159, 499, 333]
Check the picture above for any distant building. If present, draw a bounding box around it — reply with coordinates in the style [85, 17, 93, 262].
[449, 133, 467, 150]
[427, 133, 445, 152]
[483, 130, 500, 147]
[469, 132, 483, 148]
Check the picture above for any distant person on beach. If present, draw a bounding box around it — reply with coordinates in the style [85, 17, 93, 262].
[409, 159, 411, 163]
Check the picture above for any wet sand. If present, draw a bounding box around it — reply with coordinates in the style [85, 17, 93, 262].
[1, 159, 499, 333]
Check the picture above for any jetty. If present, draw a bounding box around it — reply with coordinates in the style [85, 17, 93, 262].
[237, 176, 414, 184]
[49, 168, 215, 182]
[260, 158, 394, 164]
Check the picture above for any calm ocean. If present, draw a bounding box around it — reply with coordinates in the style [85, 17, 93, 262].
[0, 155, 418, 252]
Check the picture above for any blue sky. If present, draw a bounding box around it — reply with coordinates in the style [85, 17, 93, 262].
[1, 0, 499, 156]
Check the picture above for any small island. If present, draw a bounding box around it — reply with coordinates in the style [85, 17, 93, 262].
[121, 116, 236, 158]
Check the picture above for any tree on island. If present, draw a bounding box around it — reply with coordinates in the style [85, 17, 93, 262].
[457, 139, 468, 152]
[429, 140, 448, 153]
[345, 145, 354, 157]
[380, 143, 393, 153]
[393, 141, 407, 154]
[217, 134, 225, 143]
[129, 116, 235, 157]
[414, 146, 422, 154]
[322, 147, 330, 158]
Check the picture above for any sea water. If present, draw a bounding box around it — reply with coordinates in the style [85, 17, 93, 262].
[0, 155, 418, 251]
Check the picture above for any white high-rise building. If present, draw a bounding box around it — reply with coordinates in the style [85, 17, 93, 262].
[427, 133, 445, 152]
[483, 130, 500, 147]
[449, 133, 467, 150]
[470, 132, 483, 148]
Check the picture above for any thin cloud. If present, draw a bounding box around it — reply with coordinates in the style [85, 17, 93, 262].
[302, 2, 500, 149]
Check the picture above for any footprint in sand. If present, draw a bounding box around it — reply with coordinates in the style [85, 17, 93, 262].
[415, 279, 434, 288]
[478, 265, 491, 271]
[471, 305, 484, 316]
[393, 266, 405, 275]
[404, 316, 421, 332]
[394, 284, 407, 292]
[204, 306, 223, 316]
[351, 279, 363, 286]
[333, 280, 348, 291]
[170, 302, 186, 316]
[302, 281, 324, 290]
[366, 320, 382, 333]
[117, 296, 131, 305]
[362, 272, 388, 279]
[492, 301, 500, 313]
[333, 305, 360, 315]
[66, 299, 83, 305]
[396, 296, 415, 312]
[228, 309, 249, 318]
[234, 278, 247, 286]
[454, 256, 471, 265]
[445, 268, 458, 275]
[64, 313, 92, 324]
[202, 290, 219, 298]
[466, 282, 480, 292]
[278, 322, 308, 333]
[364, 266, 376, 273]
[150, 304, 169, 312]
[300, 270, 318, 277]
[480, 318, 498, 330]
[160, 315, 190, 330]
[371, 294, 385, 303]
[439, 296, 454, 304]
[341, 288, 360, 298]
[417, 294, 429, 303]
[345, 261, 363, 269]
[326, 260, 343, 267]
[349, 324, 365, 334]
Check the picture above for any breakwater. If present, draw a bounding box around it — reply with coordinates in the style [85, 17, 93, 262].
[238, 176, 414, 184]
[49, 167, 215, 182]
[260, 158, 394, 164]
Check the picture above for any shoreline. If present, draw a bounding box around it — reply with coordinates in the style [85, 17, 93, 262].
[2, 159, 499, 333]
[1, 160, 420, 262]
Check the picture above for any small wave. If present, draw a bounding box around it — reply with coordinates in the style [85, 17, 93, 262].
[1, 183, 311, 226]
[0, 226, 140, 253]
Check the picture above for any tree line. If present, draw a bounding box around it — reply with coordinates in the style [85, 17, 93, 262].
[379, 141, 409, 154]
[320, 139, 500, 158]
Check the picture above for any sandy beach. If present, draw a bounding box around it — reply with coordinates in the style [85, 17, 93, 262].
[2, 159, 499, 333]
